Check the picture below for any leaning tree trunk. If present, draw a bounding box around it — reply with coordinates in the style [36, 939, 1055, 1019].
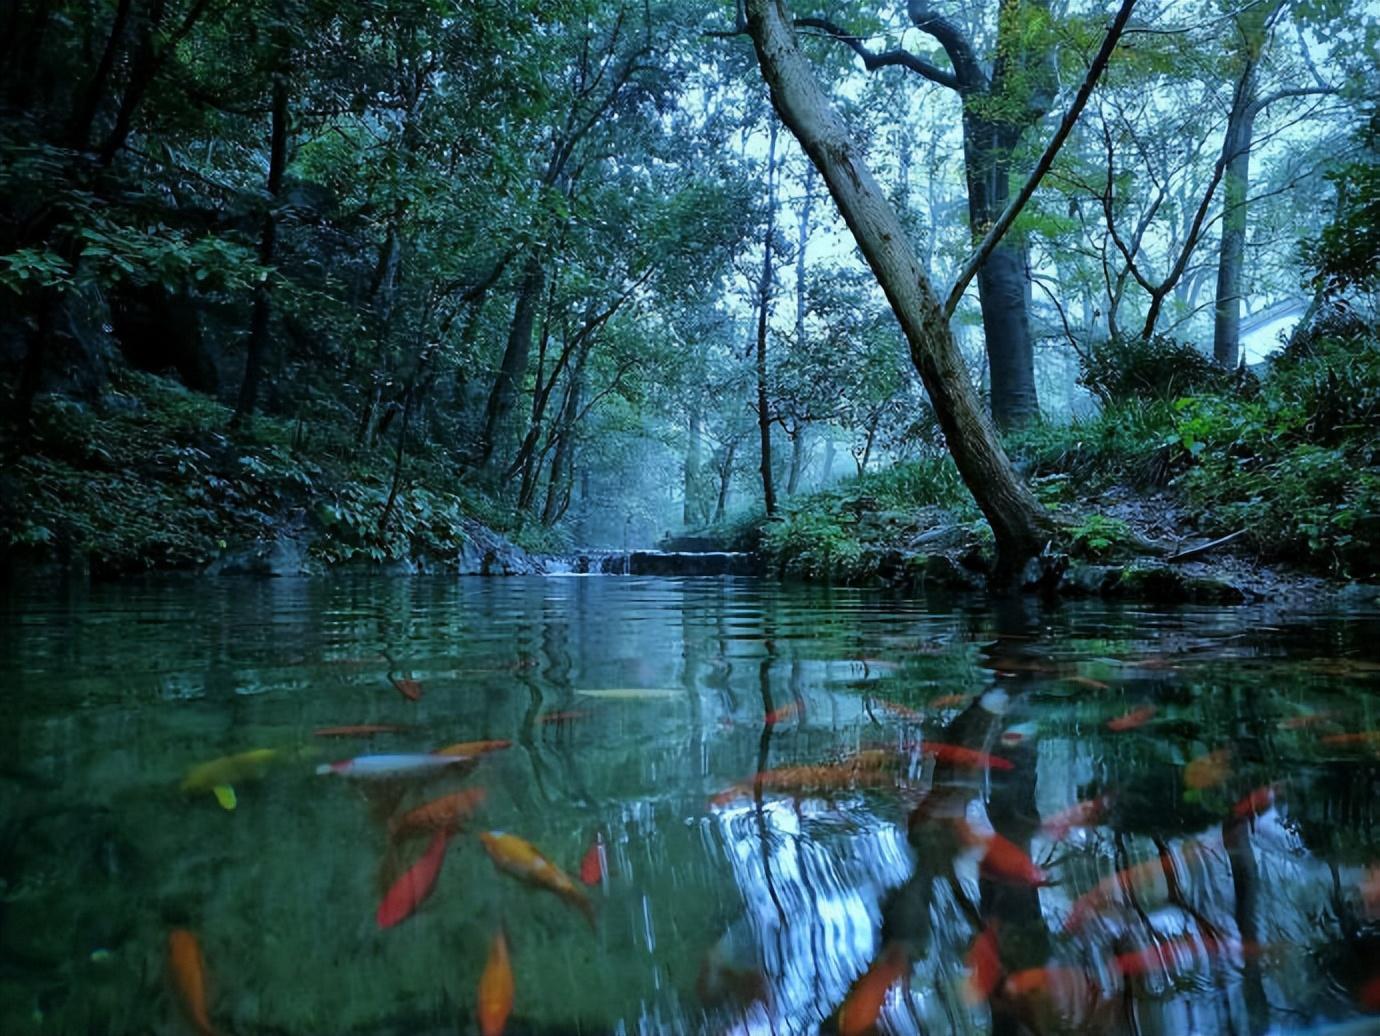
[1212, 90, 1257, 369]
[477, 252, 545, 469]
[744, 0, 1052, 583]
[755, 117, 780, 517]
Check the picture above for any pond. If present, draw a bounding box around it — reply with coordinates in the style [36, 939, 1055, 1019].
[1, 575, 1379, 1036]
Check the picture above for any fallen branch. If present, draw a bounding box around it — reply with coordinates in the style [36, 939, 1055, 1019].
[1166, 529, 1248, 563]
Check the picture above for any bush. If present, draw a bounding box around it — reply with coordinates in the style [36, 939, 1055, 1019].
[1078, 334, 1232, 405]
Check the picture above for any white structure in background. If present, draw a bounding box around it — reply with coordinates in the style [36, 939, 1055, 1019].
[1240, 297, 1310, 366]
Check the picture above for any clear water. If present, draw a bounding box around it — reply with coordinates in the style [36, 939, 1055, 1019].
[2, 575, 1379, 1035]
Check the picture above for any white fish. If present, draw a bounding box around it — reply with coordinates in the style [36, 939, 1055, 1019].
[574, 688, 684, 701]
[316, 754, 466, 778]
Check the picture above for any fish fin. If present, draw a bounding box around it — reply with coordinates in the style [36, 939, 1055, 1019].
[212, 785, 237, 811]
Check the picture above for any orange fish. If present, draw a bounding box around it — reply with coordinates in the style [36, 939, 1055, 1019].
[1107, 706, 1157, 732]
[390, 676, 423, 702]
[1185, 748, 1232, 790]
[1003, 965, 1103, 1031]
[1320, 731, 1380, 750]
[432, 739, 511, 759]
[1066, 675, 1111, 691]
[711, 757, 896, 806]
[168, 928, 215, 1036]
[480, 831, 595, 929]
[1361, 866, 1380, 919]
[477, 928, 514, 1036]
[1041, 795, 1112, 840]
[391, 788, 486, 841]
[837, 941, 909, 1036]
[313, 724, 409, 737]
[875, 699, 924, 721]
[956, 823, 1048, 887]
[1230, 784, 1278, 822]
[930, 694, 972, 709]
[764, 700, 802, 725]
[1114, 934, 1239, 979]
[908, 741, 1014, 771]
[377, 830, 450, 928]
[579, 832, 606, 886]
[963, 923, 1002, 1004]
[1278, 712, 1334, 730]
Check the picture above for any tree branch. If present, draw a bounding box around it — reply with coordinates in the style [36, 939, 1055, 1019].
[794, 17, 959, 91]
[943, 0, 1139, 317]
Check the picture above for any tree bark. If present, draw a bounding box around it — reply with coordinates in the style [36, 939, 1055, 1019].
[755, 117, 779, 516]
[476, 252, 545, 468]
[744, 0, 1052, 582]
[231, 50, 289, 427]
[684, 409, 703, 526]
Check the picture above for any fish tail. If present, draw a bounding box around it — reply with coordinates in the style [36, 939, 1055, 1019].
[572, 891, 598, 931]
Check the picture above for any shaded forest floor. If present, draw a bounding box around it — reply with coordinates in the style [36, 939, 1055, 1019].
[0, 368, 559, 578]
[723, 319, 1380, 605]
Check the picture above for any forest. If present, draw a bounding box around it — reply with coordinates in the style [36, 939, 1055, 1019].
[0, 0, 1377, 590]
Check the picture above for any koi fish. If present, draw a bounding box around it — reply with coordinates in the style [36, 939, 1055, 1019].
[711, 758, 896, 806]
[390, 676, 423, 702]
[963, 923, 1002, 1004]
[181, 749, 279, 812]
[906, 741, 1015, 771]
[956, 822, 1049, 886]
[837, 941, 909, 1036]
[377, 830, 450, 928]
[1066, 675, 1111, 691]
[1361, 865, 1380, 919]
[875, 699, 924, 721]
[1003, 966, 1102, 1031]
[1320, 731, 1380, 750]
[764, 700, 802, 725]
[477, 928, 514, 1036]
[1277, 712, 1334, 730]
[432, 739, 511, 759]
[390, 788, 486, 841]
[999, 721, 1039, 748]
[579, 832, 606, 886]
[168, 929, 214, 1036]
[1041, 795, 1112, 840]
[1185, 748, 1232, 790]
[930, 694, 972, 709]
[313, 724, 409, 738]
[574, 688, 682, 700]
[316, 754, 466, 779]
[480, 831, 595, 928]
[1113, 934, 1239, 979]
[1360, 973, 1380, 1011]
[1230, 784, 1278, 822]
[1107, 706, 1157, 732]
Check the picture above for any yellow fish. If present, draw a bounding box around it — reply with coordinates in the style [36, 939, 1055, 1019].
[479, 831, 595, 929]
[180, 749, 279, 811]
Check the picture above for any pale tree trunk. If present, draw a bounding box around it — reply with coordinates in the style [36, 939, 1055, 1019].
[744, 0, 1052, 582]
[684, 409, 703, 526]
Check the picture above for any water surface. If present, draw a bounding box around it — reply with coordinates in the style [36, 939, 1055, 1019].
[2, 576, 1379, 1035]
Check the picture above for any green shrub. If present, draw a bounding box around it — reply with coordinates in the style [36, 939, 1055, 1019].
[1078, 334, 1232, 405]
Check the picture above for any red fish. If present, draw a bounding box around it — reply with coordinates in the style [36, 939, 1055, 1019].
[1278, 712, 1334, 730]
[1107, 706, 1157, 732]
[390, 676, 423, 702]
[837, 941, 909, 1036]
[1063, 845, 1201, 932]
[963, 923, 1002, 1004]
[390, 788, 486, 841]
[971, 829, 1049, 887]
[1320, 731, 1380, 750]
[1360, 973, 1380, 1011]
[1230, 784, 1278, 821]
[313, 724, 409, 737]
[1361, 866, 1380, 919]
[1041, 795, 1112, 840]
[579, 832, 606, 886]
[432, 739, 511, 759]
[1066, 675, 1110, 691]
[907, 741, 1014, 771]
[377, 830, 450, 928]
[930, 694, 972, 709]
[477, 928, 514, 1036]
[764, 700, 802, 725]
[875, 699, 924, 721]
[168, 929, 215, 1036]
[1185, 748, 1232, 790]
[1113, 934, 1238, 979]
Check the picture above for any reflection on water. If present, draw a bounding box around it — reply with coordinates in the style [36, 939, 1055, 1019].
[1, 576, 1379, 1035]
